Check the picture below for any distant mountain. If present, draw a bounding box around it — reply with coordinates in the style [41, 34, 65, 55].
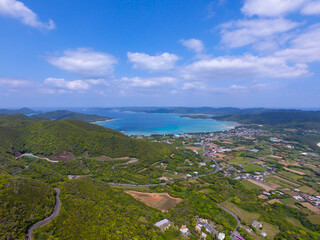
[35, 110, 113, 123]
[0, 107, 38, 115]
[112, 107, 286, 116]
[213, 110, 320, 129]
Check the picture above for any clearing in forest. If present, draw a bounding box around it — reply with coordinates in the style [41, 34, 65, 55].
[125, 191, 182, 212]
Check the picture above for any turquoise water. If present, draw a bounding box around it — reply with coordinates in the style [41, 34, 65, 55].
[81, 109, 236, 136]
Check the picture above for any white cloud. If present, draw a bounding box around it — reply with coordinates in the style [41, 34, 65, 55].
[121, 76, 177, 88]
[0, 77, 32, 87]
[127, 52, 179, 71]
[180, 39, 205, 53]
[44, 78, 90, 91]
[0, 0, 55, 30]
[47, 48, 117, 77]
[182, 82, 206, 90]
[220, 18, 300, 48]
[181, 54, 309, 81]
[275, 24, 320, 62]
[241, 0, 307, 17]
[301, 1, 320, 15]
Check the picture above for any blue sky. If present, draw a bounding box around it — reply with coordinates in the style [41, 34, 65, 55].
[0, 0, 320, 108]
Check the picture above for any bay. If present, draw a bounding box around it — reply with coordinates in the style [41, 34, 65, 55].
[81, 108, 236, 136]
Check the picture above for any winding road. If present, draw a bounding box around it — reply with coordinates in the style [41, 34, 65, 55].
[16, 153, 59, 163]
[203, 142, 220, 173]
[26, 188, 61, 240]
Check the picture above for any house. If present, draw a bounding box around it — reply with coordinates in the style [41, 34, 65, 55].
[260, 232, 267, 237]
[252, 220, 262, 228]
[293, 196, 303, 201]
[154, 219, 171, 231]
[180, 225, 189, 236]
[250, 149, 259, 153]
[218, 232, 225, 240]
[186, 174, 192, 178]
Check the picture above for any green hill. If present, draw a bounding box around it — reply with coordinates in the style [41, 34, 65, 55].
[35, 110, 113, 122]
[0, 173, 55, 240]
[0, 114, 173, 162]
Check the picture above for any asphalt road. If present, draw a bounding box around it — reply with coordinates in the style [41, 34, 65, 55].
[26, 188, 61, 240]
[203, 142, 220, 173]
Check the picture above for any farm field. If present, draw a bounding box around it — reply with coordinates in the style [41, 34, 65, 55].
[125, 191, 182, 212]
[241, 180, 263, 190]
[307, 215, 320, 225]
[228, 156, 254, 165]
[243, 164, 266, 172]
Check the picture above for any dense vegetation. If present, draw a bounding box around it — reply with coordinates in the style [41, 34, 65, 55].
[35, 110, 113, 122]
[0, 114, 174, 162]
[0, 173, 55, 240]
[33, 178, 183, 240]
[214, 110, 320, 130]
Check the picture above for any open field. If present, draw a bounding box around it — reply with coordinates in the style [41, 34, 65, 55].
[260, 221, 280, 239]
[241, 180, 263, 190]
[307, 215, 320, 225]
[243, 164, 266, 172]
[220, 200, 260, 223]
[247, 179, 274, 191]
[125, 191, 182, 212]
[301, 202, 320, 215]
[186, 146, 202, 151]
[298, 185, 318, 195]
[229, 157, 254, 165]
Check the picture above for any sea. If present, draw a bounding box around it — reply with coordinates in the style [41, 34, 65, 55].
[77, 108, 236, 136]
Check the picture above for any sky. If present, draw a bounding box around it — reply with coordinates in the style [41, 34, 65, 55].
[0, 0, 320, 108]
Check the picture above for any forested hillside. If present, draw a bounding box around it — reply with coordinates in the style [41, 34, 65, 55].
[0, 114, 173, 162]
[214, 110, 320, 129]
[35, 110, 113, 122]
[0, 173, 55, 240]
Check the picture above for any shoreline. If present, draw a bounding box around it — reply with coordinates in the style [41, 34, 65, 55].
[92, 118, 115, 124]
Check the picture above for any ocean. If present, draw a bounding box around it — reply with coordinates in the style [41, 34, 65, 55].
[79, 108, 236, 136]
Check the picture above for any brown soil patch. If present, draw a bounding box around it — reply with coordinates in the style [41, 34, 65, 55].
[267, 181, 282, 189]
[51, 152, 74, 161]
[269, 155, 283, 159]
[233, 146, 247, 151]
[258, 194, 268, 199]
[301, 202, 320, 215]
[279, 161, 301, 167]
[125, 191, 182, 212]
[284, 167, 305, 175]
[186, 147, 201, 151]
[256, 161, 266, 165]
[247, 179, 274, 191]
[214, 153, 227, 160]
[267, 199, 283, 204]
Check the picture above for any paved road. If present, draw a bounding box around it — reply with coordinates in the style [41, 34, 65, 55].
[17, 153, 59, 163]
[203, 143, 220, 173]
[217, 204, 242, 232]
[26, 188, 61, 240]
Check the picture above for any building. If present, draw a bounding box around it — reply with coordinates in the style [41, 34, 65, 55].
[260, 232, 267, 237]
[154, 219, 171, 231]
[252, 220, 262, 228]
[180, 225, 189, 236]
[218, 232, 225, 240]
[250, 149, 259, 153]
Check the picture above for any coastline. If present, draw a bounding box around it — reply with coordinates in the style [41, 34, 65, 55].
[92, 119, 115, 124]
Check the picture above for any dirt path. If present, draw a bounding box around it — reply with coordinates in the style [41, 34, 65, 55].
[26, 188, 61, 240]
